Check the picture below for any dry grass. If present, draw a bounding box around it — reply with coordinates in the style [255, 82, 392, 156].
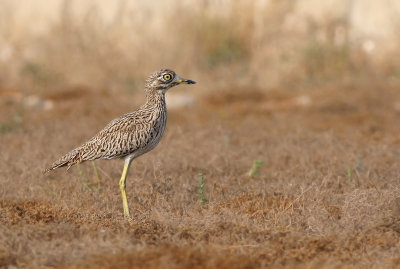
[1, 79, 400, 268]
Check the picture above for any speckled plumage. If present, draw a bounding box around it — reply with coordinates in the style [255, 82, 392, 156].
[44, 69, 195, 217]
[45, 93, 167, 171]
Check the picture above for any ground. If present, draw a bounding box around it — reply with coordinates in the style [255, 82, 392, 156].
[1, 79, 400, 268]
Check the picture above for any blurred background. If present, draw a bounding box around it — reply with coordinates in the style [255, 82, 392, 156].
[0, 0, 399, 98]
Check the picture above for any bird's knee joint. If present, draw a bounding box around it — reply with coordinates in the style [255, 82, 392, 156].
[119, 181, 126, 190]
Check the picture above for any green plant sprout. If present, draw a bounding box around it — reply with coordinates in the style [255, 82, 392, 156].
[92, 162, 103, 191]
[77, 163, 92, 190]
[248, 160, 264, 177]
[198, 172, 208, 204]
[347, 168, 353, 180]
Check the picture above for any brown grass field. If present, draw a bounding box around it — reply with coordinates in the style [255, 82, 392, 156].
[1, 78, 400, 268]
[1, 1, 400, 268]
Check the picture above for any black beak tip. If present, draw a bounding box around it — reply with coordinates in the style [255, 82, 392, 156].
[186, 80, 196, 84]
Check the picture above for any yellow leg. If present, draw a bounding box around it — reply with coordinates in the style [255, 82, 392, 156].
[119, 159, 132, 218]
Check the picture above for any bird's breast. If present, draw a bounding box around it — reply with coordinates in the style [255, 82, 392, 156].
[140, 108, 167, 152]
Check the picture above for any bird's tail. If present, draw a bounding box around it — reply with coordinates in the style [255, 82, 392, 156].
[43, 148, 81, 173]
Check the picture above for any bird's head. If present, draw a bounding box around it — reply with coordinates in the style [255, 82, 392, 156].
[145, 69, 196, 93]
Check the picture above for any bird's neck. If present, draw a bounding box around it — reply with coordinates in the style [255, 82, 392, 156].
[144, 89, 166, 108]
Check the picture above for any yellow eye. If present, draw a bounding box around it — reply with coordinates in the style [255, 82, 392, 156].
[163, 74, 172, 81]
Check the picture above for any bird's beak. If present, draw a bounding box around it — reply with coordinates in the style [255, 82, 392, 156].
[176, 78, 196, 84]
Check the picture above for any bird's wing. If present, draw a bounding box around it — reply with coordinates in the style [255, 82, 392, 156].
[44, 110, 154, 172]
[79, 110, 154, 160]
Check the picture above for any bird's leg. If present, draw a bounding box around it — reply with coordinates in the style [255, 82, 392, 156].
[119, 158, 132, 218]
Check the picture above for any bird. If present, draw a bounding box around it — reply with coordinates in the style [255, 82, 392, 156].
[44, 69, 196, 218]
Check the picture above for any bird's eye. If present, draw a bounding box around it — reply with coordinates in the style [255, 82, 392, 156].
[163, 74, 172, 81]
